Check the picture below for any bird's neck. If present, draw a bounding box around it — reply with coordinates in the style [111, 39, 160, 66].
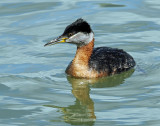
[73, 38, 94, 66]
[66, 39, 94, 78]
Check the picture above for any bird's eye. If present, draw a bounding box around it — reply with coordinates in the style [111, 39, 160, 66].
[68, 33, 73, 37]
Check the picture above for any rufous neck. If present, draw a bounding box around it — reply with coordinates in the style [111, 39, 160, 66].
[74, 39, 94, 65]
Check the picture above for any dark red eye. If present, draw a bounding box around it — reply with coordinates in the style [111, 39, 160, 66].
[68, 33, 73, 37]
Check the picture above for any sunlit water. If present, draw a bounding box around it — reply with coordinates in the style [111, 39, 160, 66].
[0, 0, 160, 126]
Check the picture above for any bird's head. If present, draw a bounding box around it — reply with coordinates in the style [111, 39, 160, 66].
[44, 18, 94, 47]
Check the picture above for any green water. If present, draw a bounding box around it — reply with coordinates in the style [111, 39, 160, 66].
[0, 0, 160, 126]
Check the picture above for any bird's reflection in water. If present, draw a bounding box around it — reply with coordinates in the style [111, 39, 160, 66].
[44, 69, 134, 125]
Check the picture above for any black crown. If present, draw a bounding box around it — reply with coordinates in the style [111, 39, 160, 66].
[62, 18, 92, 35]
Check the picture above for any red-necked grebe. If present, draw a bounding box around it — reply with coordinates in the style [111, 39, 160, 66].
[44, 18, 136, 78]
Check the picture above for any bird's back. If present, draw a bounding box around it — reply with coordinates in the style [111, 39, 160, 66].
[89, 47, 136, 75]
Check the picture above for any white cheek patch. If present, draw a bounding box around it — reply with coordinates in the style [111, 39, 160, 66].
[67, 32, 94, 45]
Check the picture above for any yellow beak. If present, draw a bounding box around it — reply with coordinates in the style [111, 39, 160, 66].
[44, 37, 68, 46]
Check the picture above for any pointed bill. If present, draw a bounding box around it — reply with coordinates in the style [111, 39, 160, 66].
[44, 36, 68, 46]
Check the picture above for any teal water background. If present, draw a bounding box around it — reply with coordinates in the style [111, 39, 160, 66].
[0, 0, 160, 126]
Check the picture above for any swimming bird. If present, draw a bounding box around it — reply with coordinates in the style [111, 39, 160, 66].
[44, 18, 135, 78]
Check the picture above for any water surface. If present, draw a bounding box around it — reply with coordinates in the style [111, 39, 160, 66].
[0, 0, 160, 125]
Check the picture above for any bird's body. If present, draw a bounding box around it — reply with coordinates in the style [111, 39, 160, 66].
[45, 18, 135, 78]
[89, 47, 135, 76]
[65, 39, 135, 78]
